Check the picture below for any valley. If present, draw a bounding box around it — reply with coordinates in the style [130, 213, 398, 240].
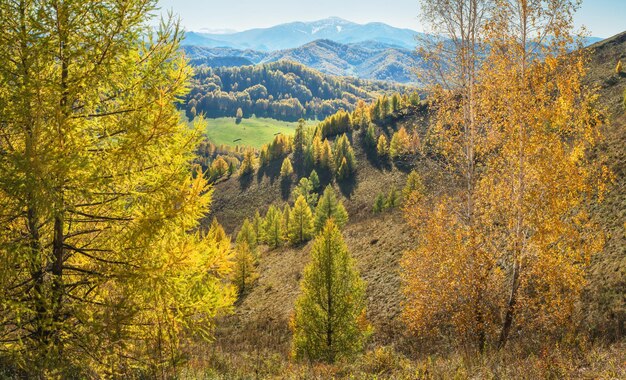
[204, 117, 315, 148]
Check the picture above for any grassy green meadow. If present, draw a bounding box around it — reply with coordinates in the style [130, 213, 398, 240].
[205, 117, 316, 148]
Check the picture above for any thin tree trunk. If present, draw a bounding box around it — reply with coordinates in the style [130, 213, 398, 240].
[498, 2, 529, 351]
[51, 215, 64, 328]
[498, 260, 519, 349]
[326, 236, 334, 363]
[49, 0, 69, 348]
[18, 0, 49, 344]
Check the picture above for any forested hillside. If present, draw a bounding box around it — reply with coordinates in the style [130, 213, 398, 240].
[184, 39, 421, 83]
[184, 61, 412, 121]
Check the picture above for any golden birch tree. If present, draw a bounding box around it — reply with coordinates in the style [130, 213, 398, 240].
[478, 0, 605, 348]
[402, 0, 605, 351]
[402, 0, 494, 350]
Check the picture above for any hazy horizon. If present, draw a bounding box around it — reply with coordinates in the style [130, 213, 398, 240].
[157, 0, 626, 38]
[186, 16, 420, 35]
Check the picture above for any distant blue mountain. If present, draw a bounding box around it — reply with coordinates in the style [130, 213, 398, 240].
[182, 17, 425, 51]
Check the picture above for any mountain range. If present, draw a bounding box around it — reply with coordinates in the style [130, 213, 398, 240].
[183, 17, 424, 51]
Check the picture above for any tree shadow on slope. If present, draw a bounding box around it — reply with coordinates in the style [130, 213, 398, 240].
[360, 127, 394, 172]
[280, 177, 292, 201]
[256, 158, 282, 185]
[337, 174, 357, 199]
[314, 167, 334, 190]
[393, 155, 419, 174]
[375, 155, 393, 171]
[238, 172, 253, 191]
[363, 143, 384, 170]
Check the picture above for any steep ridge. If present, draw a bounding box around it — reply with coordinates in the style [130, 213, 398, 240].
[261, 40, 420, 83]
[583, 31, 626, 338]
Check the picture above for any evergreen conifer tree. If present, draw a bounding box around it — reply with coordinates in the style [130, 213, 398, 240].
[263, 206, 283, 249]
[293, 177, 319, 207]
[291, 220, 370, 363]
[232, 242, 258, 296]
[240, 149, 257, 175]
[289, 195, 315, 244]
[236, 218, 257, 250]
[309, 170, 321, 191]
[314, 186, 349, 231]
[373, 193, 386, 213]
[253, 211, 264, 243]
[402, 170, 425, 202]
[363, 124, 377, 149]
[320, 139, 334, 171]
[293, 119, 306, 172]
[281, 157, 294, 177]
[377, 135, 389, 159]
[333, 134, 356, 179]
[386, 188, 399, 209]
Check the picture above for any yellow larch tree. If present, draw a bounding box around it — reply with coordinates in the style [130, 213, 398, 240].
[0, 0, 235, 376]
[232, 242, 258, 297]
[288, 195, 315, 245]
[281, 157, 294, 177]
[291, 220, 371, 363]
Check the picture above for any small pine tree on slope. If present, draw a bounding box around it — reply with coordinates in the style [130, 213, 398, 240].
[291, 220, 371, 363]
[314, 185, 348, 231]
[289, 195, 315, 245]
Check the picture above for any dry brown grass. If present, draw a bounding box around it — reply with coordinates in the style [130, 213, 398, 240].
[584, 31, 626, 340]
[180, 341, 626, 379]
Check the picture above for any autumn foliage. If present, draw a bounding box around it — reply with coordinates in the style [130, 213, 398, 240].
[402, 0, 606, 350]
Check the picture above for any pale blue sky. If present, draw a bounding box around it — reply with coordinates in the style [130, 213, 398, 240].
[157, 0, 625, 38]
